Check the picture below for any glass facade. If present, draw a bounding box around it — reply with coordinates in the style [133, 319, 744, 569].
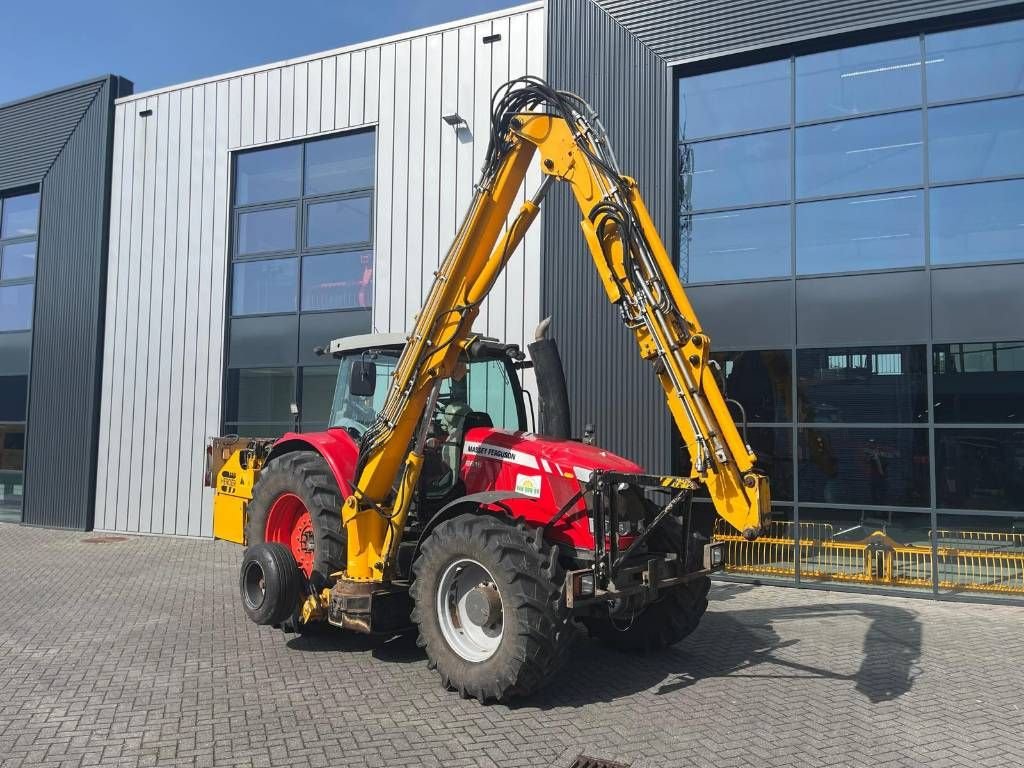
[0, 190, 39, 521]
[225, 130, 374, 437]
[680, 19, 1024, 599]
[679, 19, 1024, 284]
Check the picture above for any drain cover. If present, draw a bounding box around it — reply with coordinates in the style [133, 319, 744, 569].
[568, 756, 630, 768]
[82, 535, 128, 544]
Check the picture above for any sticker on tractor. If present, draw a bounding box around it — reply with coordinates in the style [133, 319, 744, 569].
[515, 474, 543, 498]
[464, 441, 539, 469]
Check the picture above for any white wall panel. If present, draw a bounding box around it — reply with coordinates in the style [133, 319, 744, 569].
[97, 3, 545, 536]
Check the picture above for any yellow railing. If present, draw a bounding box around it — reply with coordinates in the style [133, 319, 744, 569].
[713, 520, 1024, 595]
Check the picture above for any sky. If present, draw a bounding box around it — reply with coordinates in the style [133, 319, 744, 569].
[1, 0, 522, 104]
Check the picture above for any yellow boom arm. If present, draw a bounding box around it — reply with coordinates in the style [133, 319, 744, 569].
[342, 79, 769, 583]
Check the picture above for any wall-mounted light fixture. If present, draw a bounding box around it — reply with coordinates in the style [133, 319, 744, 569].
[442, 112, 468, 131]
[139, 108, 153, 118]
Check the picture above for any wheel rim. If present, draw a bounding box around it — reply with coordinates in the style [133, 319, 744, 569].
[266, 493, 315, 578]
[436, 558, 503, 662]
[242, 560, 266, 610]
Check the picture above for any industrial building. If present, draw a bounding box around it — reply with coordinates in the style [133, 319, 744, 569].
[1, 0, 1022, 600]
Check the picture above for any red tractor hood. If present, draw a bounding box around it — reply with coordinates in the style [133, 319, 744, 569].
[463, 428, 644, 478]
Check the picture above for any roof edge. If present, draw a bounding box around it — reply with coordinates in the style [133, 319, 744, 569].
[119, 2, 544, 104]
[0, 74, 127, 113]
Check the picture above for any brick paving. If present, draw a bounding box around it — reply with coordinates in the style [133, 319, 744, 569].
[0, 521, 1021, 768]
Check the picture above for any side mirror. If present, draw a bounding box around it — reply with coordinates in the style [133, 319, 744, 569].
[349, 360, 377, 396]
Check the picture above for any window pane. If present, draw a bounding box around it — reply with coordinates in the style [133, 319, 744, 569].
[0, 241, 36, 280]
[928, 97, 1024, 183]
[222, 422, 293, 439]
[1, 193, 40, 238]
[934, 342, 1024, 423]
[682, 427, 793, 501]
[796, 37, 922, 122]
[797, 346, 927, 423]
[678, 60, 790, 140]
[0, 375, 28, 421]
[936, 429, 1024, 511]
[936, 513, 1024, 597]
[461, 359, 521, 431]
[796, 191, 924, 274]
[300, 366, 338, 426]
[712, 349, 793, 422]
[237, 206, 296, 255]
[796, 111, 922, 198]
[680, 206, 791, 282]
[235, 145, 301, 205]
[306, 196, 372, 248]
[231, 258, 297, 315]
[930, 179, 1024, 266]
[301, 250, 373, 311]
[712, 506, 795, 581]
[798, 428, 930, 506]
[0, 423, 26, 516]
[798, 507, 933, 591]
[223, 368, 295, 424]
[0, 284, 33, 331]
[926, 20, 1024, 102]
[305, 132, 375, 195]
[680, 131, 790, 211]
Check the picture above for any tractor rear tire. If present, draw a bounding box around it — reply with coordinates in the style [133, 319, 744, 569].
[583, 575, 710, 653]
[410, 514, 573, 703]
[239, 542, 304, 626]
[245, 451, 346, 590]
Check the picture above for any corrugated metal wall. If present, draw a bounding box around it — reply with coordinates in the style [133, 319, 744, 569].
[22, 77, 130, 530]
[1, 76, 130, 530]
[543, 0, 1023, 474]
[94, 4, 545, 536]
[597, 0, 1023, 64]
[543, 0, 674, 471]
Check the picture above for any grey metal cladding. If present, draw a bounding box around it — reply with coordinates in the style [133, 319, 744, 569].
[931, 264, 1024, 343]
[18, 76, 131, 530]
[543, 0, 674, 472]
[595, 0, 1024, 64]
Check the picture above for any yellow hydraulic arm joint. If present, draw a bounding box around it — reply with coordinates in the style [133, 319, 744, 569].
[340, 79, 769, 591]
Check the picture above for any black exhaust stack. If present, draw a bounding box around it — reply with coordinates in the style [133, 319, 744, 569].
[527, 317, 572, 439]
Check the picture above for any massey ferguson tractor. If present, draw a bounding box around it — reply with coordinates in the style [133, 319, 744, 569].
[207, 77, 770, 702]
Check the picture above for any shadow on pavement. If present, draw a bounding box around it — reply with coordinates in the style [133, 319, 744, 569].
[283, 584, 922, 707]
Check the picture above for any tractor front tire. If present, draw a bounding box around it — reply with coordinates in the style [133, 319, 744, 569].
[582, 575, 710, 653]
[410, 514, 573, 703]
[244, 451, 346, 590]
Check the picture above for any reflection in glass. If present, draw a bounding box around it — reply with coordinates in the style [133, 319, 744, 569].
[796, 111, 922, 198]
[798, 507, 934, 590]
[300, 366, 338, 426]
[936, 429, 1024, 511]
[301, 251, 373, 311]
[1, 241, 36, 280]
[711, 349, 792, 422]
[0, 375, 28, 421]
[926, 19, 1024, 102]
[231, 258, 298, 316]
[678, 60, 790, 140]
[235, 145, 301, 205]
[305, 132, 375, 195]
[712, 505, 795, 581]
[796, 191, 924, 274]
[0, 193, 40, 238]
[223, 368, 296, 424]
[796, 37, 922, 121]
[680, 132, 790, 211]
[797, 346, 928, 423]
[0, 423, 26, 516]
[222, 422, 293, 438]
[928, 97, 1024, 183]
[0, 284, 33, 331]
[680, 427, 793, 501]
[930, 179, 1024, 266]
[934, 342, 1024, 423]
[798, 428, 929, 506]
[680, 206, 790, 282]
[237, 207, 296, 255]
[306, 196, 372, 248]
[936, 513, 1024, 597]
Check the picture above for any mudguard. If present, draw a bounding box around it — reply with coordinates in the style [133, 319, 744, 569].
[267, 429, 360, 499]
[413, 490, 537, 559]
